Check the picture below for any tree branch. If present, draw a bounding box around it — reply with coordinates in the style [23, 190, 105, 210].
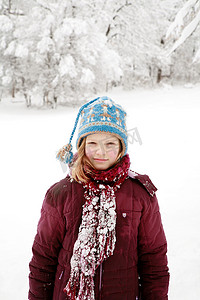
[106, 2, 132, 37]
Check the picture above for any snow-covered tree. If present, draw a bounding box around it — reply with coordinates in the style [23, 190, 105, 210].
[166, 0, 200, 58]
[1, 0, 123, 107]
[104, 0, 180, 87]
[0, 3, 14, 97]
[0, 0, 35, 101]
[164, 0, 200, 83]
[2, 0, 199, 107]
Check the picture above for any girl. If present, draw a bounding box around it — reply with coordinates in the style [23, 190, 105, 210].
[29, 96, 169, 300]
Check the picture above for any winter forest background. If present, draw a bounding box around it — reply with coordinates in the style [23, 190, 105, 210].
[1, 0, 200, 106]
[1, 1, 200, 300]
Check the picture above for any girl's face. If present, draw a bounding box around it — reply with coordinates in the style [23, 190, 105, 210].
[85, 132, 121, 170]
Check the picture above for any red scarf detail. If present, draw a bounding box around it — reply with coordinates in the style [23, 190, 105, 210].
[85, 154, 130, 187]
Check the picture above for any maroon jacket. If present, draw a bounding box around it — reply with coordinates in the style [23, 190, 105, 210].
[29, 172, 169, 300]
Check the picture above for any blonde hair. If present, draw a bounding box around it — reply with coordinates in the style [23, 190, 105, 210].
[71, 136, 124, 183]
[71, 139, 93, 183]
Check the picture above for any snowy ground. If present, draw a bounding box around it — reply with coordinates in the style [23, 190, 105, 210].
[0, 85, 200, 300]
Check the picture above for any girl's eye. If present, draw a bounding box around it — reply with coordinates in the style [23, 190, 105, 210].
[87, 142, 96, 145]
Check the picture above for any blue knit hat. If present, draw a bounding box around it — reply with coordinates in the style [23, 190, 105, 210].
[56, 96, 128, 164]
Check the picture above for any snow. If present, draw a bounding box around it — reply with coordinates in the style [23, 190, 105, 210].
[15, 44, 29, 58]
[4, 40, 16, 56]
[0, 15, 13, 32]
[80, 68, 95, 86]
[193, 46, 200, 62]
[1, 76, 12, 86]
[37, 37, 54, 54]
[166, 0, 200, 56]
[0, 86, 200, 299]
[169, 9, 200, 54]
[166, 0, 198, 39]
[59, 55, 77, 78]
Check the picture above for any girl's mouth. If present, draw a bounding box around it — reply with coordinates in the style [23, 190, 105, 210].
[93, 158, 108, 162]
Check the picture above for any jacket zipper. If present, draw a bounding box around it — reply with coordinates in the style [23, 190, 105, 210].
[99, 263, 103, 292]
[59, 270, 64, 280]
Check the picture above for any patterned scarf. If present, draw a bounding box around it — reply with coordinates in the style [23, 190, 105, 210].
[64, 154, 130, 300]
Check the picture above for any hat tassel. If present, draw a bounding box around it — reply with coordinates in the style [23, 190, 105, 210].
[56, 143, 73, 164]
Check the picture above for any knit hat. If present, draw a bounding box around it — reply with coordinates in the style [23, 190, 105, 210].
[56, 96, 128, 164]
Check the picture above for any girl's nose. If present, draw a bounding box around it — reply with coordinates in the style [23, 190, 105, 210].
[95, 143, 106, 156]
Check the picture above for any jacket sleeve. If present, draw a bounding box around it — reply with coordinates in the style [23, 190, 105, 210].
[137, 194, 169, 300]
[28, 187, 66, 300]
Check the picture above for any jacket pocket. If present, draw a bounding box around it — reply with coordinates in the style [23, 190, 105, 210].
[116, 210, 141, 249]
[117, 210, 132, 227]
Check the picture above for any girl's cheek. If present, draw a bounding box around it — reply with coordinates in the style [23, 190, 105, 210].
[107, 148, 119, 159]
[85, 146, 94, 159]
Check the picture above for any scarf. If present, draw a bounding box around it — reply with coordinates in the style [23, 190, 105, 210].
[64, 154, 130, 300]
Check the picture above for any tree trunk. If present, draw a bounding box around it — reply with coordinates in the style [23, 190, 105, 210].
[157, 68, 162, 83]
[12, 81, 15, 98]
[8, 0, 12, 12]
